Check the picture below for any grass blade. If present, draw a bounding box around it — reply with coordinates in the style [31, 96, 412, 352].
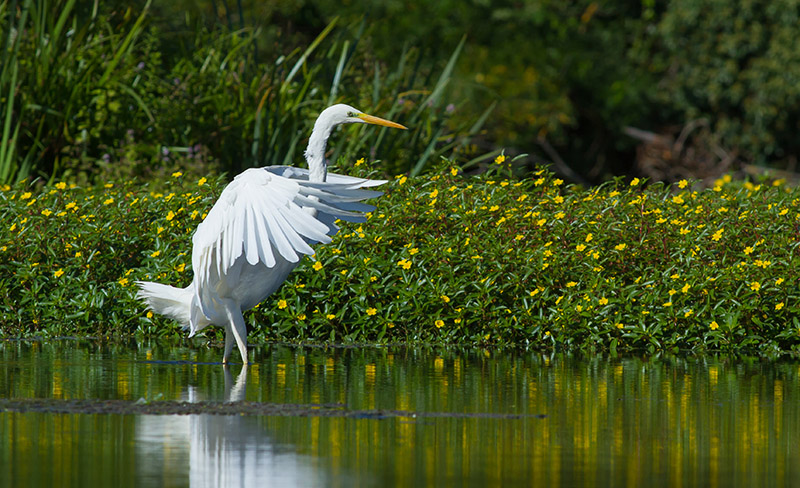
[328, 40, 349, 105]
[285, 17, 338, 84]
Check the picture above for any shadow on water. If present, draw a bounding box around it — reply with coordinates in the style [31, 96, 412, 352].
[1, 339, 800, 487]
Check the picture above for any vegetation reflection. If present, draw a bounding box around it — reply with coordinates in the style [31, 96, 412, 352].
[1, 342, 799, 487]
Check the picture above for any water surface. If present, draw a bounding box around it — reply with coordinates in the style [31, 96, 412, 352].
[1, 340, 798, 487]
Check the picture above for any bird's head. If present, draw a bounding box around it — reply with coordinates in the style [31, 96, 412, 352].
[318, 104, 407, 130]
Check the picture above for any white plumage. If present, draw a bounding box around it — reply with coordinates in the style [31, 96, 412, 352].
[136, 104, 406, 364]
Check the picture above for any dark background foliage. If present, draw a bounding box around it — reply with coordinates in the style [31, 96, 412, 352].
[2, 0, 799, 184]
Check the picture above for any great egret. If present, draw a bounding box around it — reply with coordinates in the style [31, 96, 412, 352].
[136, 104, 406, 364]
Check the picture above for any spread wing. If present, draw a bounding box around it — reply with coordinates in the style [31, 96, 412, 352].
[191, 166, 386, 306]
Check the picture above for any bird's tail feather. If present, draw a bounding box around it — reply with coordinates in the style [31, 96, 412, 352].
[135, 281, 193, 328]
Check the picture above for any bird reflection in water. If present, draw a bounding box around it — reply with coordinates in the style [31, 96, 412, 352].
[136, 365, 323, 487]
[187, 365, 322, 487]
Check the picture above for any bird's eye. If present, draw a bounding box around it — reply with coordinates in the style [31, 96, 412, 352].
[348, 112, 358, 118]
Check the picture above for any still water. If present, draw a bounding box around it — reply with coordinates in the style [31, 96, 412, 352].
[0, 340, 798, 487]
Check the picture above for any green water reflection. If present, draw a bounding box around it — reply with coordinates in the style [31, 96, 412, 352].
[1, 340, 799, 487]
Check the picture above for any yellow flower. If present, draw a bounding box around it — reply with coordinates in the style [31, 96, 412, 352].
[277, 299, 288, 309]
[176, 263, 186, 273]
[744, 246, 753, 255]
[397, 258, 412, 270]
[409, 248, 419, 255]
[20, 192, 31, 200]
[711, 228, 724, 241]
[66, 202, 77, 210]
[585, 233, 593, 243]
[776, 302, 785, 311]
[355, 157, 365, 167]
[779, 208, 789, 216]
[750, 281, 761, 291]
[118, 277, 129, 286]
[566, 281, 577, 288]
[41, 209, 52, 217]
[150, 250, 161, 258]
[54, 269, 65, 278]
[103, 198, 114, 205]
[298, 313, 306, 320]
[172, 171, 183, 178]
[614, 243, 626, 251]
[678, 179, 688, 189]
[776, 278, 785, 286]
[326, 314, 336, 320]
[366, 308, 377, 316]
[55, 182, 67, 190]
[450, 167, 458, 176]
[435, 319, 445, 328]
[684, 309, 693, 318]
[494, 154, 507, 165]
[672, 195, 684, 204]
[630, 178, 640, 187]
[312, 261, 323, 271]
[198, 177, 207, 186]
[441, 295, 450, 303]
[710, 321, 719, 330]
[598, 297, 609, 305]
[576, 244, 586, 252]
[681, 283, 690, 293]
[166, 210, 175, 221]
[615, 323, 624, 329]
[398, 176, 407, 185]
[663, 302, 673, 307]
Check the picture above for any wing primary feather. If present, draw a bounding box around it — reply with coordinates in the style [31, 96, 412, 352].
[276, 206, 315, 255]
[264, 210, 300, 262]
[253, 205, 276, 267]
[245, 206, 260, 265]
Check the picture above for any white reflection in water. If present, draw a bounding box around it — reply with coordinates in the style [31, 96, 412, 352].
[136, 365, 325, 488]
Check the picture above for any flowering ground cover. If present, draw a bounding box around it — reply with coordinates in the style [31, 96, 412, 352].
[2, 158, 799, 355]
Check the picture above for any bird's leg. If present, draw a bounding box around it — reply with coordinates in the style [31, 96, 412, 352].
[222, 325, 235, 364]
[223, 299, 249, 365]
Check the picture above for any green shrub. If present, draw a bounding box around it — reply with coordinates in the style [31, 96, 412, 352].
[656, 0, 800, 163]
[2, 160, 800, 355]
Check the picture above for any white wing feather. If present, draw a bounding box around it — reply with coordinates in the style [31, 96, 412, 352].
[191, 166, 385, 314]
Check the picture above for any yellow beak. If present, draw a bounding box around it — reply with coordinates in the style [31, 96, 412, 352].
[357, 113, 407, 130]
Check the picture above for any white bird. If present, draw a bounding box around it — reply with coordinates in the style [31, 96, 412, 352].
[136, 104, 406, 364]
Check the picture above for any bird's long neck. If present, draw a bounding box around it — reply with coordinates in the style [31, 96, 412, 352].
[304, 120, 335, 183]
